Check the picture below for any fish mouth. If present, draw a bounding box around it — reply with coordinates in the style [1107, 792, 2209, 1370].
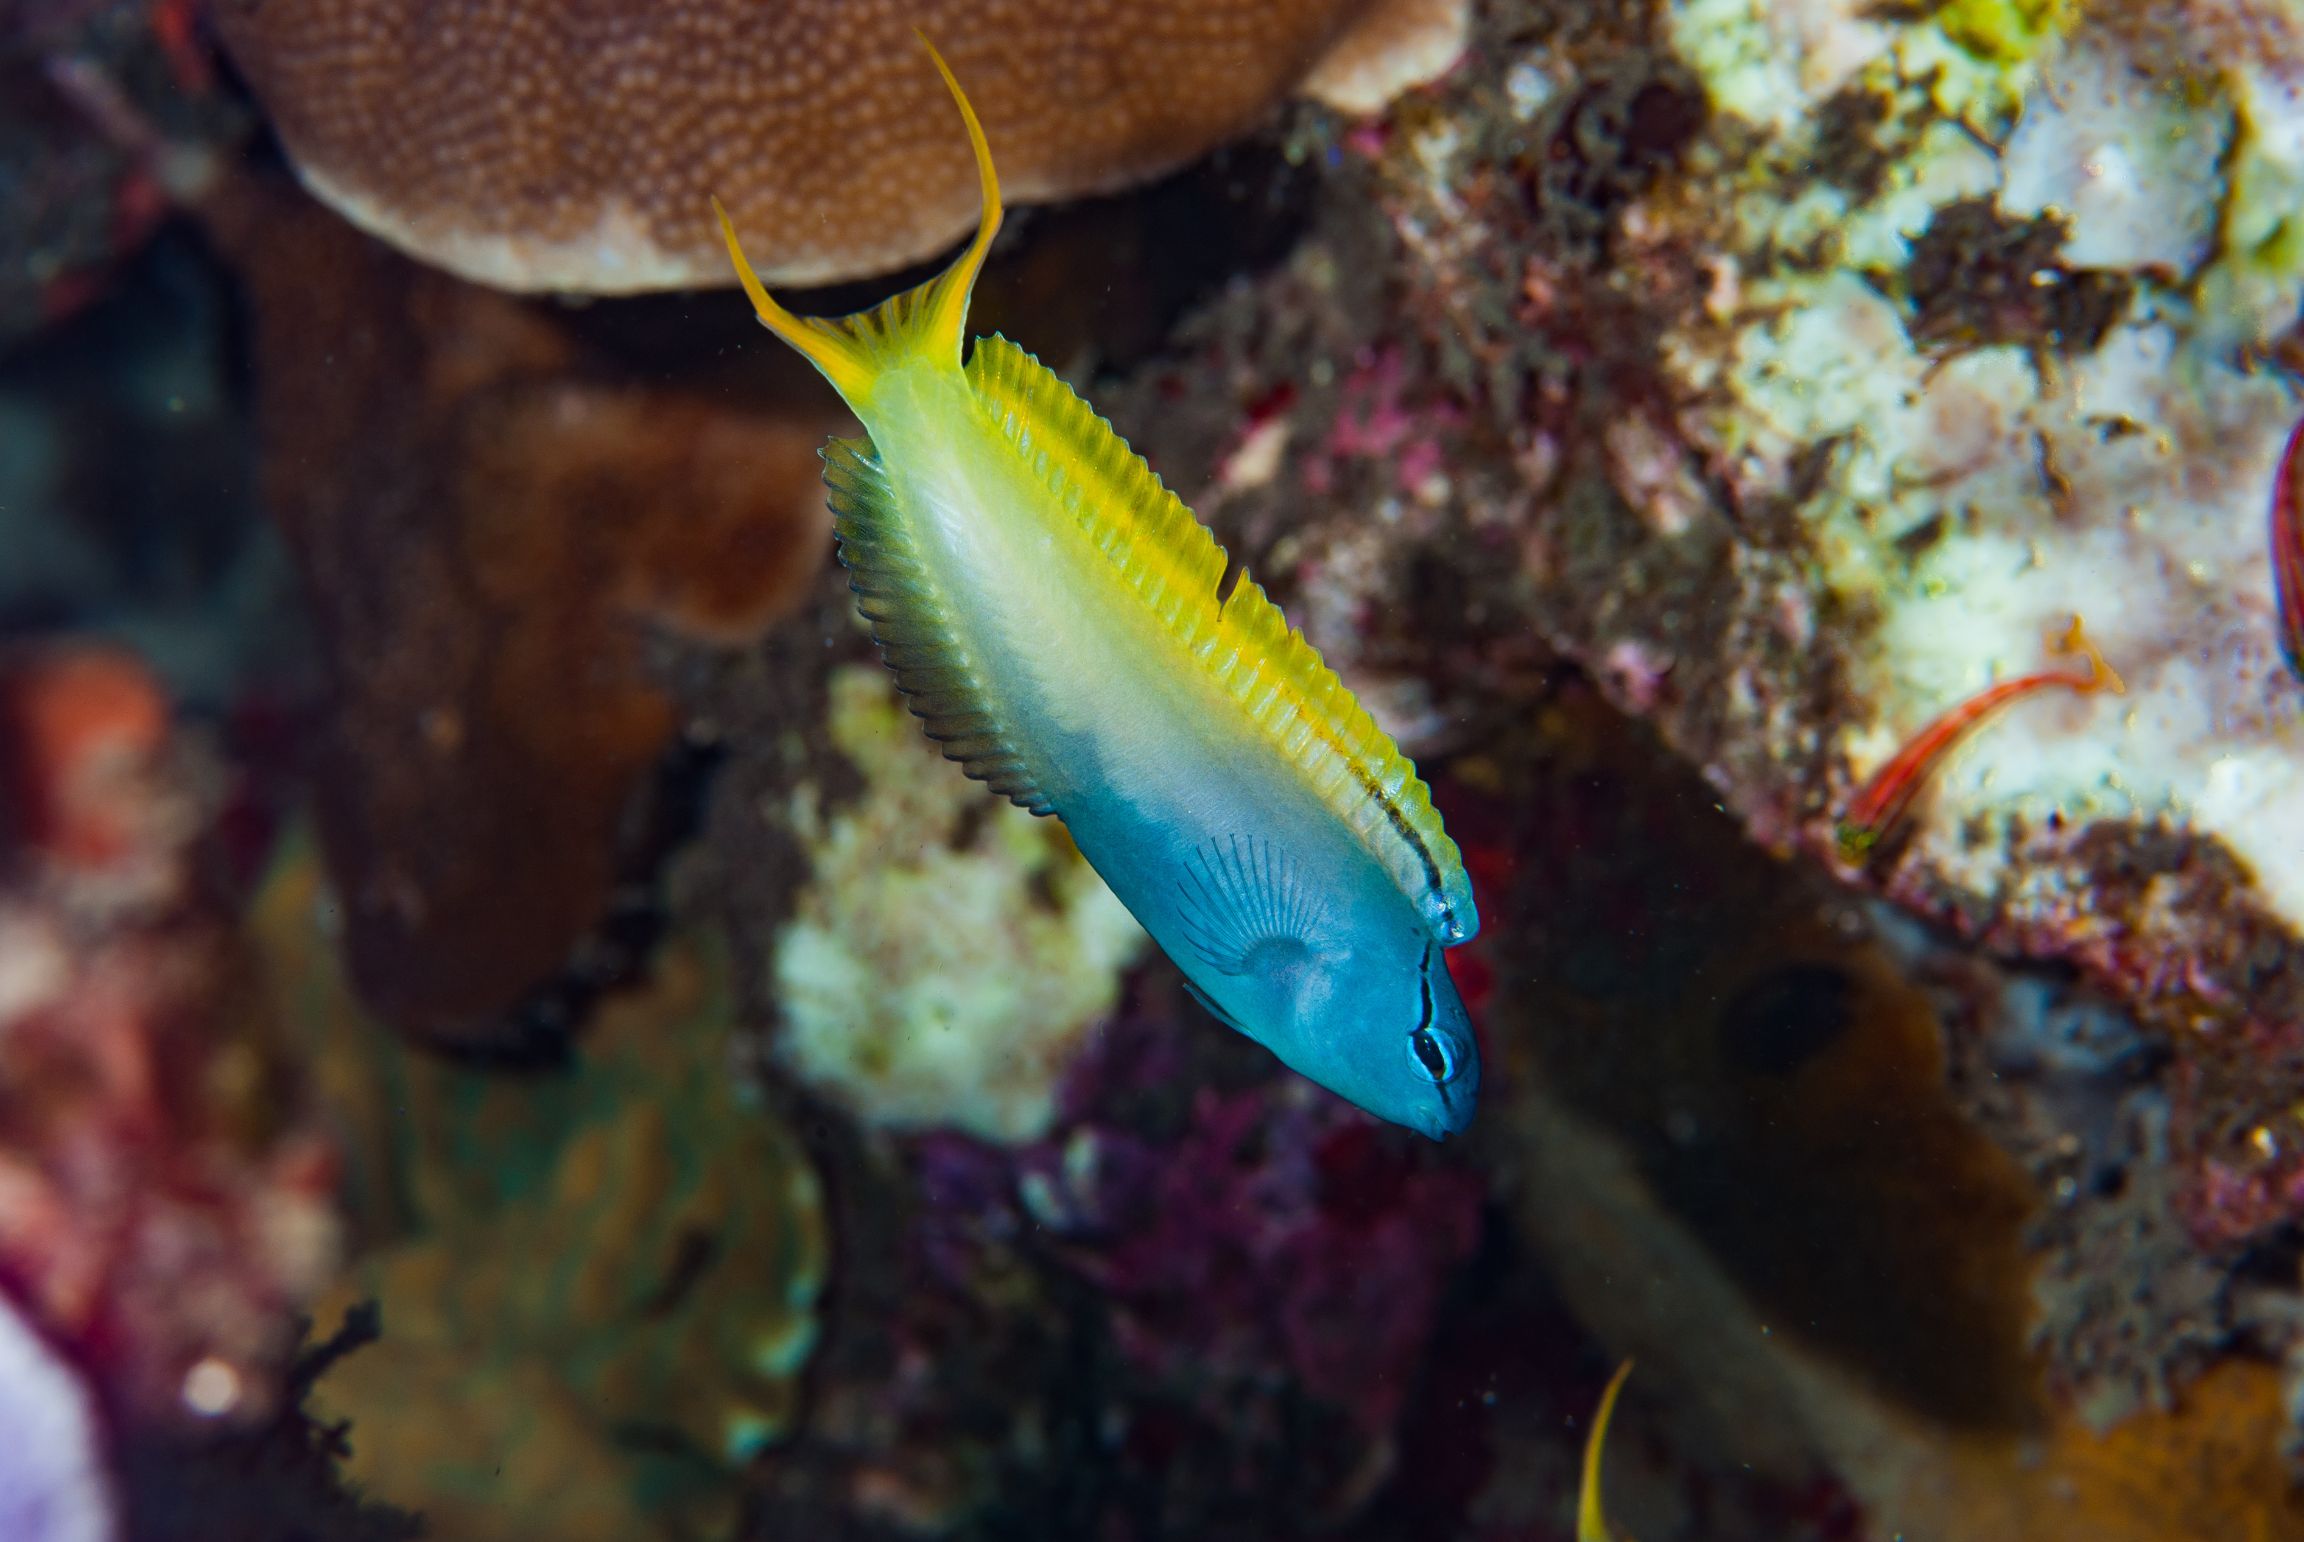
[1422, 1083, 1476, 1141]
[1419, 1083, 1474, 1143]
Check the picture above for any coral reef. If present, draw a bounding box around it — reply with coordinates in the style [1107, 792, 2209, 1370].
[771, 665, 1146, 1143]
[210, 0, 1464, 293]
[1091, 0, 2304, 1294]
[1321, 0, 2304, 1243]
[734, 991, 1497, 1540]
[1459, 675, 2304, 1540]
[0, 644, 341, 1431]
[9, 0, 2300, 1533]
[213, 177, 838, 1046]
[253, 842, 830, 1542]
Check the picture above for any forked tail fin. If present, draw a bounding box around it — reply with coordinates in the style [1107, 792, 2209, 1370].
[712, 32, 1002, 404]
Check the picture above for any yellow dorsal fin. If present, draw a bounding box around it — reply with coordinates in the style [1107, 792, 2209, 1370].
[913, 31, 1001, 363]
[965, 335, 1479, 945]
[712, 33, 1001, 401]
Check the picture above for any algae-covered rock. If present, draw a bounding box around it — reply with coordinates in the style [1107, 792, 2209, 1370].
[771, 664, 1147, 1144]
[257, 845, 828, 1542]
[1300, 0, 2304, 1244]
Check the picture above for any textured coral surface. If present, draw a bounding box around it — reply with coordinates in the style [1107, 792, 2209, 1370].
[1082, 0, 2304, 1242]
[1328, 0, 2304, 1242]
[211, 0, 1464, 292]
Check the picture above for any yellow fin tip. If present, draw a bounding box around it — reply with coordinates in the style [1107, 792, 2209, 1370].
[912, 31, 1002, 359]
[710, 194, 872, 398]
[1578, 1359, 1635, 1542]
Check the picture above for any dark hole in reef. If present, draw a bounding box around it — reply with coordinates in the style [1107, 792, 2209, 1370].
[1495, 683, 2039, 1431]
[2231, 1226, 2304, 1288]
[419, 736, 723, 1072]
[1810, 83, 1898, 202]
[1521, 60, 1706, 256]
[557, 140, 1318, 389]
[1717, 962, 1859, 1076]
[0, 225, 291, 708]
[1619, 78, 1708, 167]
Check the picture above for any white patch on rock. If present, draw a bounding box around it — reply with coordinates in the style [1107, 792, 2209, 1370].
[1668, 0, 1895, 129]
[1716, 260, 2304, 921]
[772, 667, 1145, 1144]
[1299, 0, 1471, 115]
[2001, 40, 2232, 273]
[298, 167, 716, 295]
[1638, 0, 2304, 936]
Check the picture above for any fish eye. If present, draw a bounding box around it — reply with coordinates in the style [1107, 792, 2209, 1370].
[1409, 1026, 1458, 1085]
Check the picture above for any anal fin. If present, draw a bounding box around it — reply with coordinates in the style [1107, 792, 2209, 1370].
[1184, 979, 1253, 1039]
[823, 437, 1053, 815]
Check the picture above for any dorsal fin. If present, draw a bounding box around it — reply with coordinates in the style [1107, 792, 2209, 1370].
[822, 437, 1051, 814]
[964, 335, 1478, 944]
[712, 33, 1000, 402]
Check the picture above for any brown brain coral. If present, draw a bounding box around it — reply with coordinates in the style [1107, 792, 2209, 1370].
[210, 0, 1464, 293]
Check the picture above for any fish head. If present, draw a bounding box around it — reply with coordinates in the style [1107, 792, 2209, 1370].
[1282, 935, 1480, 1140]
[1164, 837, 1481, 1139]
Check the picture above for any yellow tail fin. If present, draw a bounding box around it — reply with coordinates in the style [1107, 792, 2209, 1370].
[712, 32, 1002, 402]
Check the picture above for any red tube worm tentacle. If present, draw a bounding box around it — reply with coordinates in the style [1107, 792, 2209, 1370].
[1835, 614, 2122, 866]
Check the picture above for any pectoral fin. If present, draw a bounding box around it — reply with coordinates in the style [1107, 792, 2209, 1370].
[1172, 834, 1325, 978]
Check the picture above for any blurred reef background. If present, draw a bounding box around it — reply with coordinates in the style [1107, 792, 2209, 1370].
[5, 0, 2304, 1538]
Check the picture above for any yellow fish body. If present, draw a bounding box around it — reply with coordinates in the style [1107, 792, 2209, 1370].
[715, 38, 1481, 1136]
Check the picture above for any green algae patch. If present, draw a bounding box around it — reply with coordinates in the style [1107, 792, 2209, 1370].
[1934, 0, 2077, 65]
[256, 840, 828, 1542]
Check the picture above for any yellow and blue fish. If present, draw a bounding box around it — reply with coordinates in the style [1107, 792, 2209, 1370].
[713, 38, 1481, 1137]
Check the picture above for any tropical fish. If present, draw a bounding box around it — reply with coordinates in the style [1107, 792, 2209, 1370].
[1834, 613, 2122, 867]
[2272, 411, 2304, 683]
[1579, 1360, 1635, 1542]
[712, 37, 1482, 1137]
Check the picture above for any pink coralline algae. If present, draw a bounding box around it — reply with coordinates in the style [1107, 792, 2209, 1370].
[1301, 345, 1466, 503]
[919, 1012, 1486, 1441]
[0, 645, 340, 1428]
